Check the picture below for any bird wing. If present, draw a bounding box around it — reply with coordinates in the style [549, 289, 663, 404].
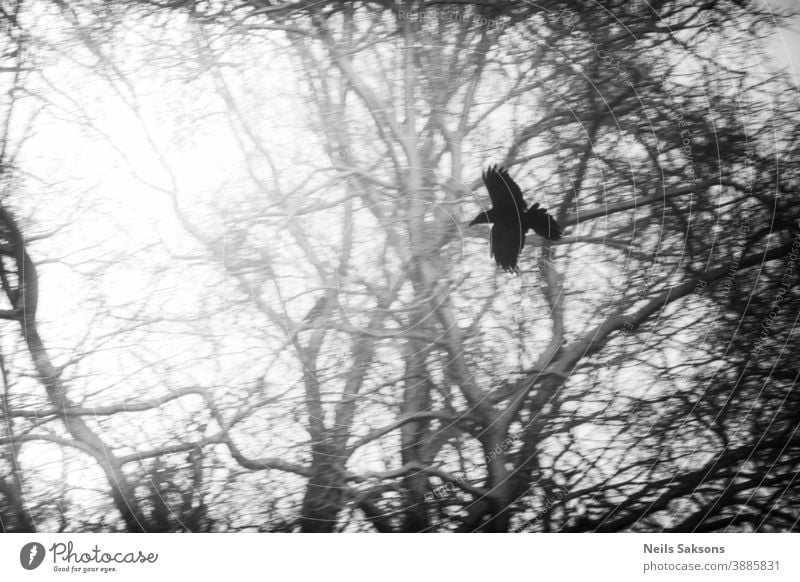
[491, 223, 525, 273]
[525, 203, 563, 240]
[482, 165, 527, 216]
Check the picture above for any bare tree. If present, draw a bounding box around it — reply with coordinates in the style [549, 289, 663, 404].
[0, 0, 797, 532]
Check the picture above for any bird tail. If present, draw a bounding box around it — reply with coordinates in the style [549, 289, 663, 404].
[525, 204, 563, 240]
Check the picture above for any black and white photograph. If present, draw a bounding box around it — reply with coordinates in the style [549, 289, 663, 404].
[0, 0, 798, 568]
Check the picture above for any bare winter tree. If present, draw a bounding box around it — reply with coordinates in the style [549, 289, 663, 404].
[0, 0, 797, 532]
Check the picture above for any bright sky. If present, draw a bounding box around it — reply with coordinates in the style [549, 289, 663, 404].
[769, 0, 800, 83]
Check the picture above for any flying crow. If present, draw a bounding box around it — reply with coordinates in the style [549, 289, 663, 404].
[469, 165, 562, 273]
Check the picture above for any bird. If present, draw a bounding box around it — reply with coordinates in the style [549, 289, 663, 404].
[469, 165, 562, 273]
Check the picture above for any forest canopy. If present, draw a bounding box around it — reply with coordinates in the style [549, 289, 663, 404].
[0, 0, 798, 532]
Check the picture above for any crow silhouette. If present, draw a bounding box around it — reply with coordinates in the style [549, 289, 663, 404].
[469, 165, 562, 273]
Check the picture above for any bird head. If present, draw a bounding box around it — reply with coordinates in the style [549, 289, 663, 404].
[469, 209, 495, 226]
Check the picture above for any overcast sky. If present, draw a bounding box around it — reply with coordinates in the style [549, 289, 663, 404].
[770, 0, 800, 83]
